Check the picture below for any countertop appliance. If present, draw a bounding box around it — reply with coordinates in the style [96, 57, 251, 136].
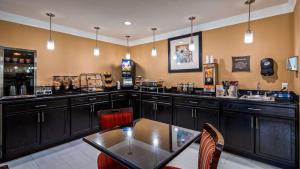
[203, 63, 218, 92]
[121, 59, 135, 87]
[0, 46, 37, 97]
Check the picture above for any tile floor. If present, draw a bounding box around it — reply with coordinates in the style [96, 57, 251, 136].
[0, 139, 281, 169]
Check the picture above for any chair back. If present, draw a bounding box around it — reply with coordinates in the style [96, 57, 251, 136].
[98, 107, 133, 130]
[198, 123, 224, 169]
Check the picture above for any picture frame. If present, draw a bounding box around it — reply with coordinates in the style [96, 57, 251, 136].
[287, 56, 298, 71]
[232, 56, 250, 72]
[168, 32, 202, 73]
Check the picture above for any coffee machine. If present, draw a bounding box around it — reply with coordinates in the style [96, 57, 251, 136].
[0, 46, 37, 97]
[203, 63, 218, 92]
[121, 59, 135, 87]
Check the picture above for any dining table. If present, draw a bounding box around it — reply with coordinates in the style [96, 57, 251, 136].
[83, 118, 201, 169]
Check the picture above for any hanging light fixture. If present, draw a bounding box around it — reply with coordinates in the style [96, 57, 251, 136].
[151, 28, 157, 57]
[93, 27, 100, 56]
[188, 16, 196, 51]
[244, 0, 255, 44]
[46, 13, 55, 50]
[125, 35, 131, 59]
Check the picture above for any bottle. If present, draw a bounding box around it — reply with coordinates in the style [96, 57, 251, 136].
[205, 55, 209, 64]
[210, 55, 214, 63]
[20, 83, 27, 95]
[9, 83, 16, 96]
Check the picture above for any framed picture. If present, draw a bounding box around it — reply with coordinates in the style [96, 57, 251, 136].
[168, 32, 202, 73]
[232, 56, 250, 72]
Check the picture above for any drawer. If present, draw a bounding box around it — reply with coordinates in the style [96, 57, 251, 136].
[142, 94, 172, 103]
[71, 96, 89, 105]
[174, 97, 219, 109]
[88, 94, 109, 103]
[223, 102, 296, 118]
[130, 92, 141, 99]
[5, 99, 68, 114]
[111, 92, 128, 100]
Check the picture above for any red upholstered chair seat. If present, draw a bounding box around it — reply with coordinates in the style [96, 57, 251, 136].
[100, 111, 133, 130]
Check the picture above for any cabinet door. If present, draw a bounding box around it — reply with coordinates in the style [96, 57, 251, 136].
[40, 107, 69, 145]
[195, 108, 219, 131]
[5, 111, 40, 158]
[92, 101, 110, 130]
[222, 111, 254, 154]
[142, 100, 155, 120]
[112, 99, 129, 109]
[255, 116, 295, 165]
[173, 105, 195, 130]
[70, 104, 92, 136]
[156, 102, 172, 124]
[131, 99, 141, 120]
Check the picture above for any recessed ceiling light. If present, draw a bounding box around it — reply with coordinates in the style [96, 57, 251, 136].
[124, 21, 132, 26]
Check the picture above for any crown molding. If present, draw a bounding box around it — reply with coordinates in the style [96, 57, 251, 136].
[0, 0, 296, 47]
[130, 1, 296, 46]
[0, 10, 127, 46]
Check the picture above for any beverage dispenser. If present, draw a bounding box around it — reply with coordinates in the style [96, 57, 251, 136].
[121, 59, 135, 87]
[203, 63, 218, 92]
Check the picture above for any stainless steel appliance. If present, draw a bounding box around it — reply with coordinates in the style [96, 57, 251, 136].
[0, 47, 37, 97]
[121, 59, 135, 87]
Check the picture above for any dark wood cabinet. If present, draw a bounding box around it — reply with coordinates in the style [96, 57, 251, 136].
[111, 92, 129, 109]
[156, 102, 172, 124]
[173, 105, 195, 130]
[222, 111, 254, 154]
[92, 101, 110, 130]
[40, 107, 69, 145]
[5, 111, 40, 158]
[142, 100, 155, 120]
[255, 116, 295, 166]
[195, 108, 219, 131]
[70, 104, 92, 136]
[131, 98, 141, 120]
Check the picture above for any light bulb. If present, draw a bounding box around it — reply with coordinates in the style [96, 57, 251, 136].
[244, 30, 254, 44]
[151, 48, 157, 57]
[47, 39, 55, 50]
[189, 41, 195, 51]
[93, 47, 100, 56]
[125, 53, 131, 59]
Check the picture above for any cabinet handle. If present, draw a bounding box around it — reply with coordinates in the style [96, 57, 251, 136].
[119, 94, 124, 97]
[192, 109, 194, 118]
[129, 99, 131, 106]
[91, 105, 93, 112]
[155, 103, 157, 111]
[256, 117, 259, 129]
[89, 98, 97, 101]
[251, 117, 253, 129]
[35, 104, 47, 108]
[189, 101, 198, 104]
[111, 101, 114, 108]
[152, 97, 158, 99]
[93, 104, 95, 112]
[248, 108, 261, 111]
[131, 94, 137, 97]
[41, 112, 45, 123]
[194, 109, 197, 118]
[37, 113, 40, 123]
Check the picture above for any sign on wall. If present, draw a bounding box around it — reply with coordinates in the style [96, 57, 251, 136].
[232, 56, 250, 72]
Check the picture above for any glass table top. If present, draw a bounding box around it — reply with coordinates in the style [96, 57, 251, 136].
[83, 118, 201, 169]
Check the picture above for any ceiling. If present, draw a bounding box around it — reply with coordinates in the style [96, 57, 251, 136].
[0, 0, 292, 42]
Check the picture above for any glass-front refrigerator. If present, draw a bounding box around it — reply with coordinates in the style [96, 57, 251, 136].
[0, 47, 37, 97]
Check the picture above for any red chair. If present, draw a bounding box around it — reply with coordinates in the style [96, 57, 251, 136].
[99, 107, 133, 130]
[97, 108, 133, 169]
[97, 122, 224, 169]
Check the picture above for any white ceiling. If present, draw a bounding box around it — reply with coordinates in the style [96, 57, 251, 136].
[0, 0, 295, 45]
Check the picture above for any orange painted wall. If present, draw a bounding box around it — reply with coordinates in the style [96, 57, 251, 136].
[294, 0, 300, 95]
[131, 14, 295, 90]
[0, 20, 127, 85]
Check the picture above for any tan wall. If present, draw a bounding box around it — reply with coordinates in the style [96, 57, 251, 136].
[131, 14, 295, 90]
[0, 20, 127, 85]
[294, 0, 300, 94]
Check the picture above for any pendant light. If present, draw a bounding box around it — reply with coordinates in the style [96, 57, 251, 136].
[188, 16, 196, 51]
[93, 27, 100, 56]
[151, 28, 157, 57]
[46, 13, 55, 50]
[125, 35, 131, 59]
[244, 0, 255, 44]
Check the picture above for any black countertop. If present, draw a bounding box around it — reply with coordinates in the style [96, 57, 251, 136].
[0, 89, 298, 107]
